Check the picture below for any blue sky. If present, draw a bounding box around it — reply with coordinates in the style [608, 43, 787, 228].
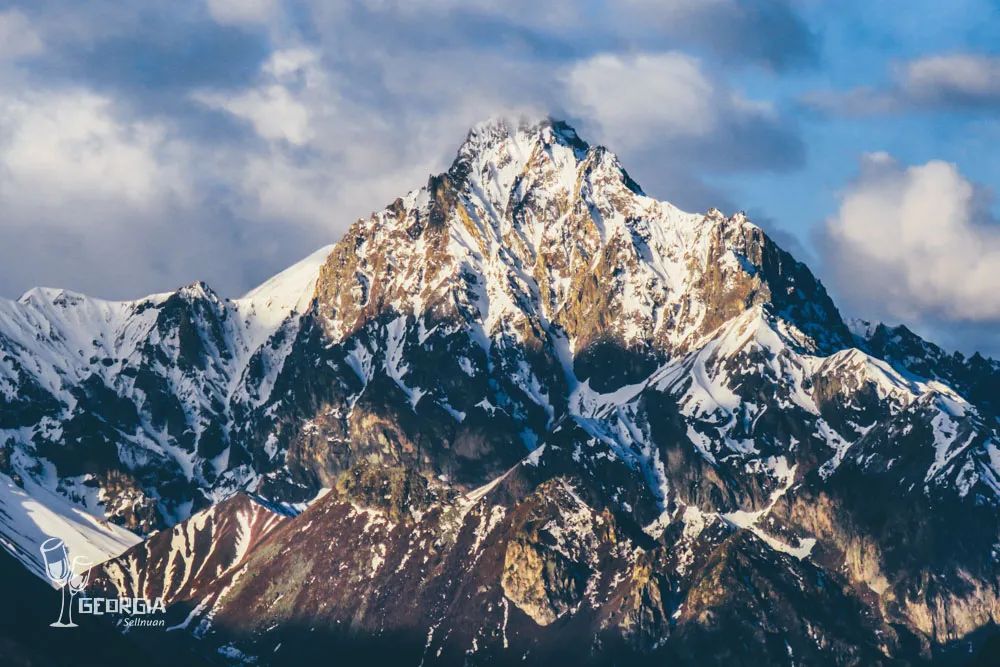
[723, 0, 1000, 242]
[0, 0, 997, 354]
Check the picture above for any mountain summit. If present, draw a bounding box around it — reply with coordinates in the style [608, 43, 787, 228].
[2, 118, 999, 665]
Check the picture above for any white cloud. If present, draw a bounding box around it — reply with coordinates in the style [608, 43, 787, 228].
[0, 90, 185, 211]
[188, 46, 536, 229]
[804, 53, 1000, 115]
[567, 52, 717, 145]
[198, 85, 314, 145]
[901, 54, 1000, 105]
[0, 86, 336, 300]
[822, 153, 1000, 322]
[0, 10, 44, 61]
[264, 48, 320, 80]
[563, 51, 798, 179]
[194, 48, 319, 146]
[566, 52, 780, 150]
[205, 0, 277, 26]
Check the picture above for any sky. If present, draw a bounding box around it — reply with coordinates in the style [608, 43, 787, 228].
[0, 0, 998, 355]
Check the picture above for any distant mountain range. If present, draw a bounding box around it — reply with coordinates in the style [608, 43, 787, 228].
[2, 118, 998, 665]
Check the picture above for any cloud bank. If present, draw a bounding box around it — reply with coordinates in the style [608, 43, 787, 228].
[0, 0, 812, 300]
[820, 153, 1000, 352]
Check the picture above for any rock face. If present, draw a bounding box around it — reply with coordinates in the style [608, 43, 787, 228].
[94, 493, 286, 610]
[5, 118, 1000, 665]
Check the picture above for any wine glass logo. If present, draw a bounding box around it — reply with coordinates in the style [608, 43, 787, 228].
[39, 538, 90, 628]
[39, 537, 73, 627]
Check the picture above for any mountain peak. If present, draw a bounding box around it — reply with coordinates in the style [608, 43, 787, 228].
[17, 286, 87, 306]
[436, 115, 649, 231]
[313, 116, 852, 369]
[448, 116, 594, 188]
[458, 116, 588, 155]
[177, 280, 219, 300]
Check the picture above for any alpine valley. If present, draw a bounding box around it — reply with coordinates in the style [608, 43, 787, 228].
[1, 118, 998, 666]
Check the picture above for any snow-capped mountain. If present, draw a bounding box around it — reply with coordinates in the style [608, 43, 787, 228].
[5, 118, 1000, 665]
[0, 244, 330, 573]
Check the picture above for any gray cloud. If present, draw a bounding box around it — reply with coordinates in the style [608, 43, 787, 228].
[903, 54, 1000, 108]
[206, 0, 278, 26]
[0, 1, 812, 301]
[803, 53, 1000, 116]
[299, 0, 817, 69]
[616, 0, 818, 70]
[0, 9, 43, 61]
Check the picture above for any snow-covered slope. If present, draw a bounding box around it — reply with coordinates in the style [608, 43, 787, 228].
[0, 472, 139, 582]
[0, 246, 334, 532]
[235, 244, 335, 349]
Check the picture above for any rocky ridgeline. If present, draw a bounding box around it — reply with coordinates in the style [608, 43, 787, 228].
[4, 118, 1000, 665]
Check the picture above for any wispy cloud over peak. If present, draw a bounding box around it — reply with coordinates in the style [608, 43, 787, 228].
[565, 51, 802, 173]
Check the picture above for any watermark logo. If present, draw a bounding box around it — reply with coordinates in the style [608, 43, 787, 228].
[38, 536, 166, 629]
[39, 537, 91, 628]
